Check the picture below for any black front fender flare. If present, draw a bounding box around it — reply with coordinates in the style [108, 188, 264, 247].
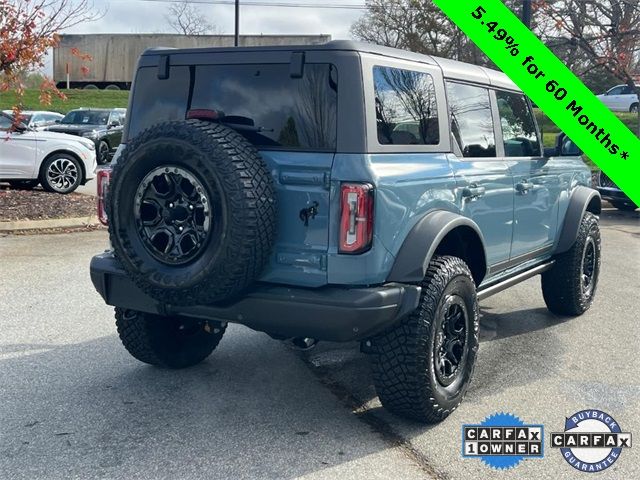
[555, 186, 601, 254]
[387, 210, 488, 284]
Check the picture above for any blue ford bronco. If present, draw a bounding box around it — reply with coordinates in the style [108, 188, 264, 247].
[90, 41, 602, 422]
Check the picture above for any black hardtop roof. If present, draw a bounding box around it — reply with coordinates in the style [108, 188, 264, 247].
[142, 40, 437, 65]
[141, 40, 517, 91]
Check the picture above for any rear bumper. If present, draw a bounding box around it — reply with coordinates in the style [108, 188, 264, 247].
[90, 253, 421, 342]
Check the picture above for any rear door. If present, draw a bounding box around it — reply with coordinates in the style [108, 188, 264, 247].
[445, 81, 514, 268]
[494, 90, 560, 260]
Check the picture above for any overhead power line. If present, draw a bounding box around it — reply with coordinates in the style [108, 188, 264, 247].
[108, 0, 370, 9]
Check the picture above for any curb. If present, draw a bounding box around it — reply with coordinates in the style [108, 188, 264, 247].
[0, 215, 100, 232]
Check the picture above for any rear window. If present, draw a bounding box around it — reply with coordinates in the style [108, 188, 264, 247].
[127, 63, 338, 151]
[373, 66, 439, 145]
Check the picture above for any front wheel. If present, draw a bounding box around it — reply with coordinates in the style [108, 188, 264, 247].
[370, 256, 479, 423]
[115, 308, 226, 368]
[542, 212, 601, 315]
[98, 140, 110, 165]
[630, 103, 638, 114]
[40, 154, 83, 194]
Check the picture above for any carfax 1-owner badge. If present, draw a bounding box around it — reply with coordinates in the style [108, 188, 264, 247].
[462, 412, 544, 470]
[551, 409, 632, 472]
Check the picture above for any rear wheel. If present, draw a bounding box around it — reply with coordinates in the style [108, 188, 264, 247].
[115, 308, 226, 368]
[370, 256, 479, 423]
[40, 154, 83, 194]
[630, 103, 638, 114]
[542, 212, 601, 315]
[8, 179, 39, 190]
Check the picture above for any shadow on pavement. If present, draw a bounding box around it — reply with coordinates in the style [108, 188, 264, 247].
[0, 330, 418, 480]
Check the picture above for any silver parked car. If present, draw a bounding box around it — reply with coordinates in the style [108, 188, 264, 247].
[2, 110, 65, 130]
[596, 85, 639, 113]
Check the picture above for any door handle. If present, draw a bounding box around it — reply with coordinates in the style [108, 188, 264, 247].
[516, 181, 534, 195]
[462, 184, 486, 200]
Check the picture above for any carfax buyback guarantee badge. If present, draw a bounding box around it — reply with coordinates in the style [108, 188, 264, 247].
[551, 409, 632, 473]
[462, 412, 544, 470]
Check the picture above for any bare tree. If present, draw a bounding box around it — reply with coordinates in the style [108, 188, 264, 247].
[165, 1, 215, 35]
[540, 0, 640, 133]
[351, 0, 522, 67]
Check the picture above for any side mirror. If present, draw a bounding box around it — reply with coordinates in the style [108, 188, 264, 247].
[556, 133, 582, 156]
[55, 119, 61, 124]
[109, 120, 121, 128]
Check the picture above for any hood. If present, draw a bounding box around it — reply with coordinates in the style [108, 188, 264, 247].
[47, 124, 107, 134]
[36, 130, 96, 149]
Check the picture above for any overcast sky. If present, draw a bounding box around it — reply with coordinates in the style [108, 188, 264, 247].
[66, 0, 364, 39]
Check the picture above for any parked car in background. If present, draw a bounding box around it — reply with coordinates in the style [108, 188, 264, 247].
[596, 171, 637, 211]
[46, 108, 126, 165]
[596, 85, 639, 112]
[0, 112, 97, 193]
[2, 110, 64, 130]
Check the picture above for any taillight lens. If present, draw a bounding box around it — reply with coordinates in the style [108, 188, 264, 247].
[97, 167, 112, 226]
[339, 183, 374, 254]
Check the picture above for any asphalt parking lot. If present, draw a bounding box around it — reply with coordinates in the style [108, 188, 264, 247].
[0, 206, 638, 479]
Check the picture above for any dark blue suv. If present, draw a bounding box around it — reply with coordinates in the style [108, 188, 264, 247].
[90, 41, 602, 422]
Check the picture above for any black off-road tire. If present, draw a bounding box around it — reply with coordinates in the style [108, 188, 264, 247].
[108, 120, 276, 306]
[115, 308, 225, 368]
[8, 179, 39, 190]
[542, 212, 601, 315]
[611, 201, 637, 212]
[370, 256, 479, 423]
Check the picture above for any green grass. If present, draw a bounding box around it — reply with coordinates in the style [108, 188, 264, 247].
[0, 89, 129, 114]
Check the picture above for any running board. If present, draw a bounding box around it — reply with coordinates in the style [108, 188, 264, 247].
[477, 261, 555, 301]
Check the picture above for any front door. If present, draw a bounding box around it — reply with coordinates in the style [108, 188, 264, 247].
[494, 90, 560, 260]
[446, 81, 514, 268]
[0, 114, 38, 178]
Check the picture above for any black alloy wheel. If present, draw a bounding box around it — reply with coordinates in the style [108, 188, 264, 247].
[134, 166, 215, 266]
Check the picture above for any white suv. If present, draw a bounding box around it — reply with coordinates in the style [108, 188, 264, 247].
[596, 85, 639, 112]
[0, 112, 97, 194]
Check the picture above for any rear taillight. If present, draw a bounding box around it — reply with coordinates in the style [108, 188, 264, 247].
[339, 183, 374, 254]
[97, 167, 112, 226]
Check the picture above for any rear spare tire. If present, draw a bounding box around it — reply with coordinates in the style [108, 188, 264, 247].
[108, 120, 276, 306]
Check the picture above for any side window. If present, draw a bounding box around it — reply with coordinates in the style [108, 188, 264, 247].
[446, 82, 496, 158]
[608, 86, 624, 95]
[0, 115, 12, 131]
[373, 66, 439, 145]
[495, 91, 541, 157]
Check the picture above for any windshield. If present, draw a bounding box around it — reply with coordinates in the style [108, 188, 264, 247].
[61, 110, 109, 125]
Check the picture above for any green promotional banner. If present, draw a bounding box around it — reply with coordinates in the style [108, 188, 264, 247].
[432, 0, 639, 205]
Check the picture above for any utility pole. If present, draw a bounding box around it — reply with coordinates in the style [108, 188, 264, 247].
[234, 0, 240, 47]
[522, 0, 532, 28]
